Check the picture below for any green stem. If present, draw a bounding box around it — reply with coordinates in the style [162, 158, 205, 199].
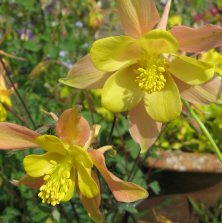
[182, 98, 222, 162]
[108, 115, 117, 144]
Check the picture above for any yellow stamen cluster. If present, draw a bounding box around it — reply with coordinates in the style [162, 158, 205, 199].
[135, 55, 168, 93]
[38, 160, 72, 206]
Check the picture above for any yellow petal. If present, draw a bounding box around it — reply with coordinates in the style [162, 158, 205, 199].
[90, 36, 140, 72]
[59, 54, 111, 89]
[56, 108, 90, 146]
[118, 0, 160, 38]
[36, 135, 67, 155]
[102, 65, 143, 112]
[78, 171, 103, 223]
[144, 74, 182, 122]
[70, 145, 93, 168]
[140, 30, 179, 54]
[77, 164, 99, 198]
[24, 153, 63, 177]
[0, 122, 39, 150]
[89, 149, 148, 202]
[168, 55, 214, 85]
[0, 105, 8, 122]
[129, 102, 162, 153]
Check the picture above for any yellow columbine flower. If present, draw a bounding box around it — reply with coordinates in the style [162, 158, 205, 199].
[89, 0, 104, 29]
[168, 15, 182, 28]
[0, 75, 12, 121]
[201, 49, 222, 76]
[0, 108, 148, 222]
[60, 0, 222, 152]
[25, 135, 97, 206]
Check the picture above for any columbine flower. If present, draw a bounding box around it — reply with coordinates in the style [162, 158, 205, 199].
[0, 107, 147, 222]
[89, 0, 104, 29]
[0, 72, 12, 121]
[201, 49, 222, 76]
[60, 0, 222, 152]
[168, 15, 182, 28]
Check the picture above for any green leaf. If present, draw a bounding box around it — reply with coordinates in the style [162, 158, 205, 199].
[24, 41, 41, 52]
[149, 181, 160, 195]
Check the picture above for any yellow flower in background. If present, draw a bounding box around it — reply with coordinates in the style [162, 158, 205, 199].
[0, 75, 12, 121]
[201, 49, 222, 76]
[89, 1, 104, 29]
[0, 107, 148, 222]
[168, 15, 182, 27]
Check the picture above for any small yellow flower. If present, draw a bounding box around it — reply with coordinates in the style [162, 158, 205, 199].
[0, 75, 12, 121]
[201, 49, 222, 76]
[89, 1, 104, 29]
[168, 15, 182, 27]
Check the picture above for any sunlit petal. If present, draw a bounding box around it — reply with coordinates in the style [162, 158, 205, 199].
[78, 171, 103, 223]
[129, 102, 162, 153]
[144, 74, 182, 122]
[24, 153, 63, 177]
[118, 0, 160, 38]
[175, 77, 222, 105]
[140, 30, 179, 54]
[77, 164, 99, 198]
[0, 123, 39, 150]
[56, 108, 90, 146]
[70, 145, 93, 168]
[89, 149, 148, 202]
[102, 65, 143, 112]
[36, 135, 67, 155]
[90, 36, 140, 72]
[171, 25, 222, 52]
[59, 54, 111, 89]
[168, 55, 214, 85]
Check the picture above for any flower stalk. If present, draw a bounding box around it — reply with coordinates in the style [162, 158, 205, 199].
[182, 98, 222, 162]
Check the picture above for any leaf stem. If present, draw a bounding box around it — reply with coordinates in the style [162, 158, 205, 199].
[182, 98, 222, 162]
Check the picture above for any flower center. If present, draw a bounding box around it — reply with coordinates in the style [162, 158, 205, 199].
[38, 159, 73, 206]
[135, 55, 168, 93]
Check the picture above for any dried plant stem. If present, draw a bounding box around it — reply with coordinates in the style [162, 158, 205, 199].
[182, 98, 222, 162]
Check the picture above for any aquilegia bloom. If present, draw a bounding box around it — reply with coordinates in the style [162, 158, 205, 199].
[0, 108, 147, 223]
[60, 0, 222, 152]
[0, 72, 12, 121]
